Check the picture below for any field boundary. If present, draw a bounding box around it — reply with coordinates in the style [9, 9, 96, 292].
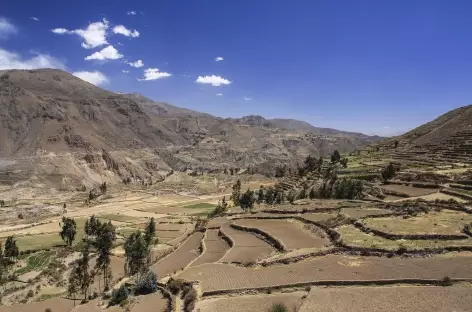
[352, 220, 469, 240]
[200, 278, 472, 297]
[230, 222, 286, 252]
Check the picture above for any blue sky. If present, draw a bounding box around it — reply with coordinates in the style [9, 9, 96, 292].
[1, 0, 472, 136]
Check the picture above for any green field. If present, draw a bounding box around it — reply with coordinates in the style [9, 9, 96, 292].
[184, 202, 215, 209]
[15, 250, 56, 275]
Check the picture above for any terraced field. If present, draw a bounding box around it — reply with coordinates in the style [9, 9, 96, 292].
[341, 207, 394, 218]
[151, 232, 204, 278]
[197, 291, 305, 312]
[362, 210, 472, 235]
[300, 286, 472, 312]
[219, 223, 275, 263]
[338, 225, 472, 250]
[179, 253, 472, 293]
[191, 229, 230, 266]
[131, 292, 168, 312]
[233, 219, 330, 250]
[380, 184, 438, 197]
[0, 298, 75, 312]
[298, 212, 334, 222]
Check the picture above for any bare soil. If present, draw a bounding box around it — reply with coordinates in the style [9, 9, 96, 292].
[191, 230, 230, 266]
[179, 253, 472, 292]
[233, 219, 330, 250]
[300, 286, 472, 312]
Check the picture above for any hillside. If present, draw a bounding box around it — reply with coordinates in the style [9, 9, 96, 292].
[0, 69, 380, 188]
[359, 104, 472, 165]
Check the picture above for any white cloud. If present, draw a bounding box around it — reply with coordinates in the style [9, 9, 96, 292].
[122, 70, 129, 73]
[139, 68, 171, 81]
[0, 48, 65, 70]
[216, 93, 223, 96]
[215, 56, 224, 62]
[72, 71, 108, 86]
[0, 17, 18, 39]
[51, 28, 69, 34]
[127, 59, 143, 68]
[195, 75, 231, 87]
[85, 45, 123, 61]
[113, 25, 139, 37]
[51, 19, 109, 49]
[127, 11, 136, 15]
[30, 17, 40, 21]
[244, 97, 252, 101]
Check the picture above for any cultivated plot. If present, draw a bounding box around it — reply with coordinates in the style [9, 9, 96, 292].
[233, 219, 330, 250]
[362, 210, 472, 235]
[219, 223, 275, 263]
[197, 291, 305, 312]
[179, 253, 472, 292]
[299, 286, 472, 312]
[191, 229, 230, 266]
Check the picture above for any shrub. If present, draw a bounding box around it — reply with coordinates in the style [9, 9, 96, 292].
[26, 289, 34, 298]
[440, 276, 453, 286]
[268, 303, 288, 312]
[45, 309, 52, 312]
[166, 278, 185, 295]
[183, 288, 197, 312]
[135, 271, 158, 295]
[109, 285, 129, 306]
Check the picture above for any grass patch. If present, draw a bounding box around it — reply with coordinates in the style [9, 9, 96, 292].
[15, 250, 55, 275]
[117, 227, 141, 238]
[363, 210, 472, 235]
[184, 202, 214, 209]
[338, 225, 472, 250]
[99, 214, 144, 224]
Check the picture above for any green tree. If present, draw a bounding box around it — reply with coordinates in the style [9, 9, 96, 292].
[230, 179, 242, 206]
[69, 245, 92, 302]
[239, 189, 254, 211]
[331, 150, 341, 163]
[381, 163, 400, 182]
[298, 188, 307, 200]
[100, 182, 107, 194]
[60, 217, 77, 247]
[287, 190, 296, 204]
[95, 221, 116, 290]
[124, 231, 149, 277]
[340, 157, 348, 168]
[144, 217, 156, 247]
[4, 236, 19, 261]
[309, 187, 316, 200]
[257, 186, 264, 207]
[318, 157, 323, 172]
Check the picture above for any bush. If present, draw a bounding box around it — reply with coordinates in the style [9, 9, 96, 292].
[166, 278, 185, 295]
[45, 309, 52, 312]
[135, 271, 158, 295]
[109, 285, 129, 306]
[268, 303, 288, 312]
[183, 288, 197, 312]
[26, 289, 34, 298]
[440, 276, 453, 286]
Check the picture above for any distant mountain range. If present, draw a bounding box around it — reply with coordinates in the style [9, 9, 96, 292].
[0, 69, 382, 188]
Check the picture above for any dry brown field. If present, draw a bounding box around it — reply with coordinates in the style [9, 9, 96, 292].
[362, 210, 472, 235]
[233, 219, 330, 250]
[298, 212, 334, 222]
[130, 292, 168, 312]
[338, 225, 472, 250]
[151, 232, 203, 278]
[219, 223, 275, 263]
[341, 207, 394, 218]
[0, 298, 75, 312]
[179, 253, 472, 292]
[191, 229, 230, 266]
[196, 291, 305, 312]
[300, 286, 472, 312]
[380, 184, 438, 197]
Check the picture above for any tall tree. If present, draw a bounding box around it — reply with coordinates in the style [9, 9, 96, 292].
[60, 217, 77, 247]
[144, 218, 156, 247]
[309, 187, 316, 200]
[95, 221, 116, 290]
[124, 231, 149, 277]
[230, 179, 242, 206]
[331, 150, 341, 163]
[69, 245, 92, 302]
[257, 186, 264, 207]
[4, 236, 19, 261]
[239, 189, 254, 211]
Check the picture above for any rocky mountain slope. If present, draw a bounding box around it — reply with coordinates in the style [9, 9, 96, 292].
[0, 69, 380, 188]
[359, 104, 472, 165]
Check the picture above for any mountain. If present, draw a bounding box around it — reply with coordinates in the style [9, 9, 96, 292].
[359, 104, 472, 165]
[0, 69, 381, 188]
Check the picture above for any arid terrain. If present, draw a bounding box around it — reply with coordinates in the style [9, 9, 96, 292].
[2, 70, 472, 311]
